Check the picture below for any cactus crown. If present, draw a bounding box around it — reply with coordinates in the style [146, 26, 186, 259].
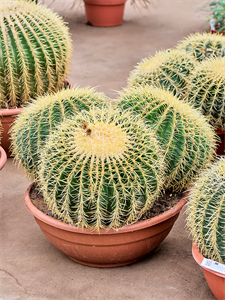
[10, 87, 109, 179]
[38, 107, 165, 230]
[117, 86, 217, 191]
[176, 32, 225, 62]
[187, 57, 225, 130]
[186, 157, 225, 263]
[127, 49, 196, 99]
[0, 0, 72, 108]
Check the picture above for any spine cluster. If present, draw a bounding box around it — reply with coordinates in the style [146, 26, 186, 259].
[117, 86, 216, 190]
[0, 0, 72, 108]
[187, 157, 225, 263]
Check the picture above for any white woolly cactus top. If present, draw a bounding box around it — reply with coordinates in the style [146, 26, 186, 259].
[38, 107, 165, 229]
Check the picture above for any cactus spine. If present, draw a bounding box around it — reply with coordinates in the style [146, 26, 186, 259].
[186, 157, 225, 264]
[10, 87, 109, 179]
[117, 86, 217, 190]
[38, 107, 165, 230]
[187, 57, 225, 130]
[176, 32, 225, 62]
[127, 49, 196, 99]
[0, 0, 72, 108]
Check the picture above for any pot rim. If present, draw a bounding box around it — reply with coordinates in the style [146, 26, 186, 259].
[83, 0, 127, 4]
[25, 183, 187, 235]
[215, 128, 225, 135]
[0, 107, 24, 117]
[192, 242, 225, 278]
[0, 146, 7, 170]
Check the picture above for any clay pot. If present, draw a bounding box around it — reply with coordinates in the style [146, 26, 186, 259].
[210, 28, 225, 35]
[0, 80, 74, 157]
[215, 129, 225, 156]
[0, 108, 23, 157]
[192, 242, 225, 300]
[83, 0, 127, 27]
[25, 183, 187, 267]
[0, 146, 7, 170]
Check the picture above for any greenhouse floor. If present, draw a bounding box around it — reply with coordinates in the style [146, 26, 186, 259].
[0, 1, 217, 299]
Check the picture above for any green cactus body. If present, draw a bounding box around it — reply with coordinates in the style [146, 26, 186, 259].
[0, 0, 72, 108]
[117, 86, 217, 190]
[176, 32, 225, 62]
[10, 87, 109, 179]
[38, 107, 165, 230]
[187, 157, 225, 263]
[127, 49, 196, 99]
[187, 57, 225, 130]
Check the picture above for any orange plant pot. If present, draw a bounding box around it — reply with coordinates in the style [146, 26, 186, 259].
[192, 242, 225, 300]
[0, 146, 7, 170]
[215, 129, 225, 156]
[83, 0, 127, 27]
[25, 183, 187, 268]
[0, 108, 23, 157]
[210, 28, 225, 35]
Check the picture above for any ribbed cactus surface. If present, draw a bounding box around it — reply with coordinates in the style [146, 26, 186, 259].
[117, 86, 217, 190]
[11, 87, 109, 179]
[176, 32, 225, 62]
[0, 0, 72, 108]
[187, 157, 225, 263]
[38, 107, 165, 230]
[127, 49, 196, 99]
[187, 57, 225, 130]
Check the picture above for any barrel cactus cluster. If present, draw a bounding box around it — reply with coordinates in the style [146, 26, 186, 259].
[11, 87, 109, 179]
[117, 86, 217, 190]
[127, 49, 196, 99]
[186, 157, 225, 263]
[0, 0, 72, 108]
[38, 107, 165, 229]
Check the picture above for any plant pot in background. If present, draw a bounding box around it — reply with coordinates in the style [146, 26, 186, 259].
[215, 129, 225, 155]
[0, 146, 7, 170]
[210, 28, 225, 35]
[0, 108, 24, 158]
[83, 0, 127, 27]
[192, 242, 225, 300]
[25, 183, 187, 268]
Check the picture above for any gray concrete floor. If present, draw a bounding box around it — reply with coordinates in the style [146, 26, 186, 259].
[0, 1, 217, 299]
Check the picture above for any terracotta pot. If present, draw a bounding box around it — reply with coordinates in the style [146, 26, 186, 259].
[192, 242, 225, 300]
[25, 183, 187, 267]
[0, 146, 7, 170]
[83, 0, 127, 27]
[0, 108, 24, 157]
[210, 28, 225, 35]
[0, 79, 73, 158]
[215, 129, 225, 156]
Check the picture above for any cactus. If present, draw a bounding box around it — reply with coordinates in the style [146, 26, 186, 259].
[186, 57, 225, 130]
[127, 49, 196, 99]
[0, 0, 72, 108]
[10, 87, 109, 179]
[117, 86, 217, 190]
[38, 107, 165, 230]
[186, 157, 225, 264]
[176, 32, 225, 62]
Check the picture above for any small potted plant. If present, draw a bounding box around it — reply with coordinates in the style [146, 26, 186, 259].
[208, 0, 225, 34]
[82, 0, 152, 27]
[186, 56, 225, 155]
[11, 85, 216, 267]
[186, 157, 225, 300]
[0, 0, 72, 156]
